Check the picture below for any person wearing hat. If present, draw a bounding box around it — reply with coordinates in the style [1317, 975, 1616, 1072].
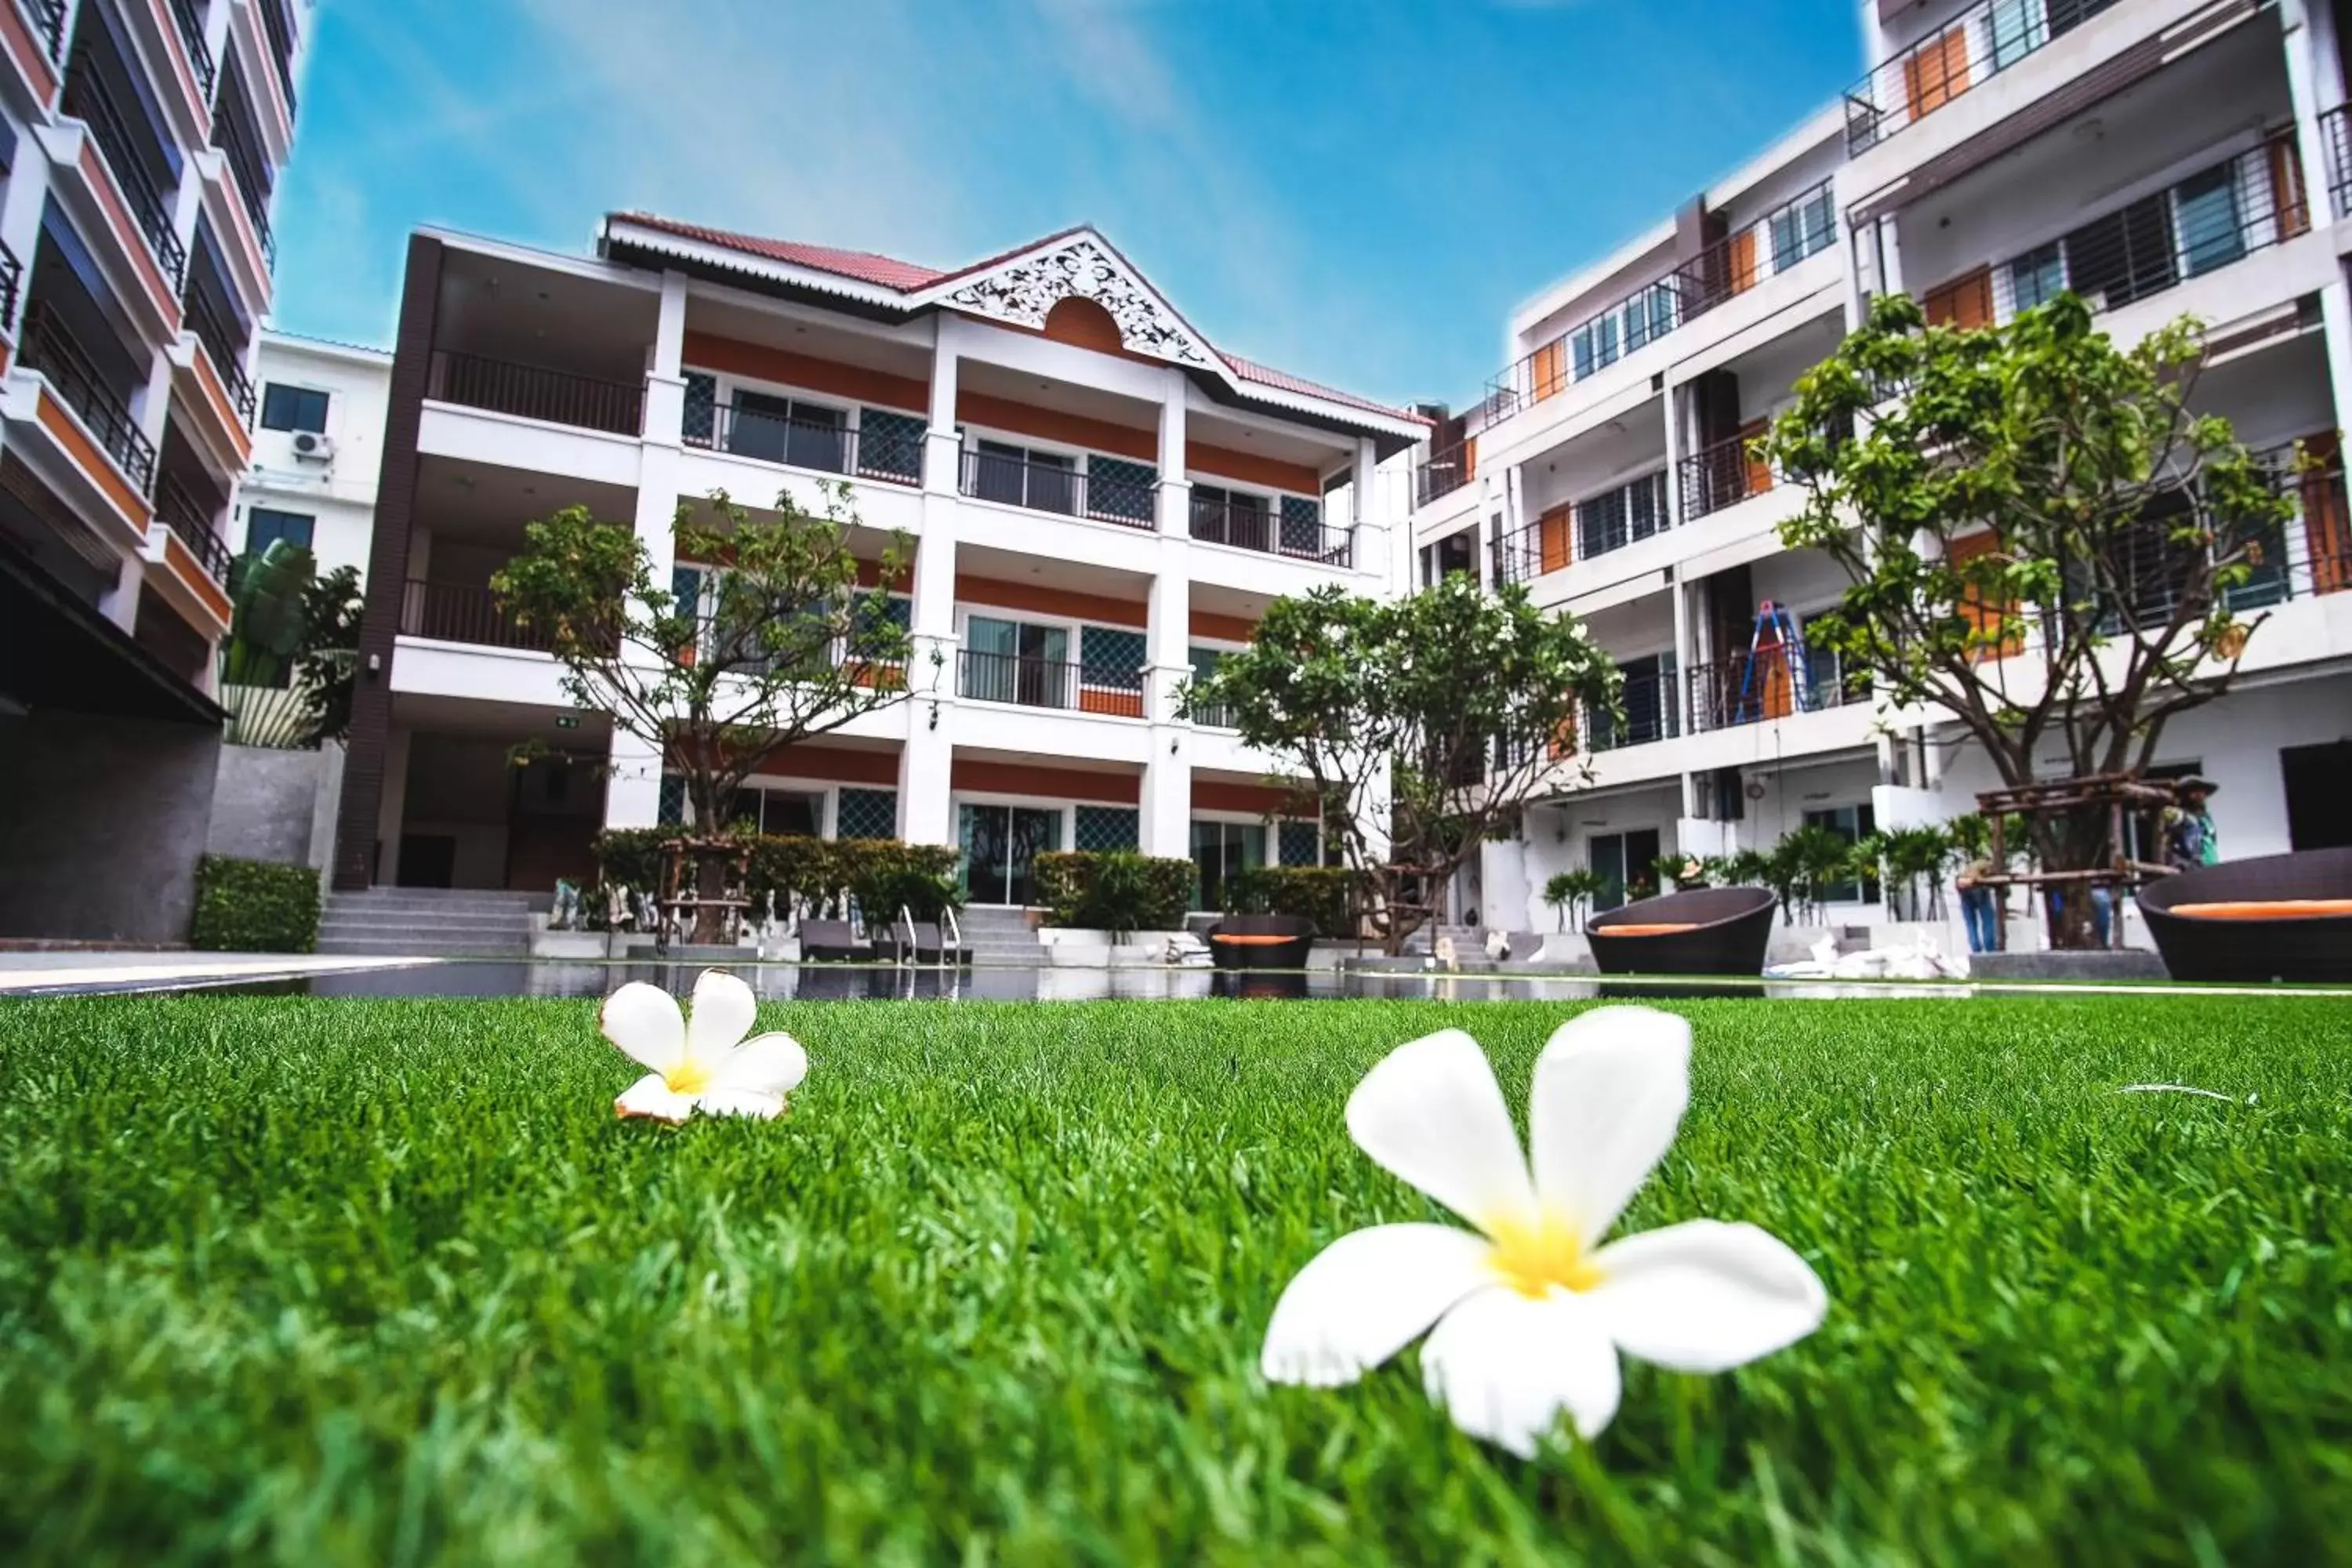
[2164, 776, 2220, 873]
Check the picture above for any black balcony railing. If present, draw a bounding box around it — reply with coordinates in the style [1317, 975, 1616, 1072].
[1844, 0, 2127, 154]
[23, 0, 64, 64]
[212, 107, 278, 270]
[183, 288, 256, 425]
[1947, 132, 2306, 328]
[1190, 494, 1352, 567]
[1583, 667, 1681, 752]
[400, 579, 566, 653]
[686, 403, 922, 485]
[0, 239, 21, 334]
[154, 475, 230, 581]
[1679, 427, 1775, 522]
[2325, 106, 2352, 223]
[957, 448, 1158, 529]
[1683, 650, 1865, 734]
[20, 303, 158, 497]
[426, 350, 645, 436]
[169, 0, 216, 103]
[1414, 438, 1475, 506]
[64, 60, 189, 293]
[258, 0, 297, 116]
[956, 648, 1145, 716]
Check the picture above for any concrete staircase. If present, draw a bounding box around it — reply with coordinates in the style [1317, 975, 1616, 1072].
[318, 888, 542, 957]
[954, 906, 1046, 965]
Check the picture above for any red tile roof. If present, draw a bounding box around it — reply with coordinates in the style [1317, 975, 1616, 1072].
[611, 213, 1428, 426]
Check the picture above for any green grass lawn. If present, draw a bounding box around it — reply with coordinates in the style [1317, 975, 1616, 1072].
[2, 994, 2348, 1565]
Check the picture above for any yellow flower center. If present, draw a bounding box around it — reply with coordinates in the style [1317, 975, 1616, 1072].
[1486, 1214, 1604, 1298]
[663, 1058, 713, 1096]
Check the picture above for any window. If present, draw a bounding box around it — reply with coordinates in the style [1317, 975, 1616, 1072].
[1191, 820, 1264, 911]
[1592, 652, 1679, 750]
[858, 408, 927, 482]
[2173, 165, 2247, 278]
[260, 383, 329, 433]
[972, 439, 1076, 513]
[964, 615, 1072, 706]
[2063, 193, 2176, 311]
[245, 508, 314, 554]
[729, 786, 823, 837]
[1769, 186, 1836, 271]
[836, 788, 898, 840]
[1987, 0, 2050, 71]
[1802, 804, 1878, 904]
[2008, 241, 2066, 314]
[1192, 482, 1272, 550]
[1075, 805, 1141, 853]
[1278, 821, 1321, 868]
[1087, 456, 1157, 524]
[730, 390, 848, 473]
[1589, 828, 1662, 912]
[1577, 471, 1668, 559]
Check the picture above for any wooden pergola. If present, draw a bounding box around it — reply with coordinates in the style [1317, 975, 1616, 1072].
[1973, 772, 2182, 951]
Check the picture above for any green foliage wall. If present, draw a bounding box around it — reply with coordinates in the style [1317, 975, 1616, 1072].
[187, 855, 321, 953]
[1033, 852, 1194, 934]
[1225, 866, 1357, 935]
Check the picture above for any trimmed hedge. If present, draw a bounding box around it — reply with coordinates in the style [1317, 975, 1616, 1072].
[1227, 865, 1358, 938]
[188, 854, 321, 953]
[589, 830, 960, 923]
[1033, 851, 1193, 934]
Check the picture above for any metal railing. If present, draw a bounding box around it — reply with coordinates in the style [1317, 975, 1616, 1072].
[154, 475, 230, 580]
[0, 238, 20, 334]
[1495, 510, 1572, 585]
[1189, 493, 1352, 567]
[1582, 668, 1680, 752]
[1191, 700, 1237, 730]
[2324, 106, 2352, 222]
[169, 0, 216, 103]
[1946, 132, 2305, 327]
[20, 302, 158, 497]
[258, 0, 297, 117]
[426, 350, 645, 436]
[1844, 0, 2128, 154]
[1679, 427, 1775, 522]
[685, 403, 922, 485]
[1482, 182, 1838, 423]
[1573, 471, 1671, 560]
[64, 56, 190, 292]
[956, 648, 1145, 715]
[183, 286, 256, 424]
[212, 94, 278, 269]
[1414, 437, 1475, 505]
[957, 448, 1158, 529]
[22, 0, 64, 63]
[401, 579, 562, 653]
[1683, 650, 1865, 733]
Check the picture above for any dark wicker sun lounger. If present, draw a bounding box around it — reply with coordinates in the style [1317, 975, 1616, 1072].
[1207, 914, 1316, 970]
[798, 919, 867, 963]
[1588, 887, 1777, 977]
[2136, 847, 2352, 983]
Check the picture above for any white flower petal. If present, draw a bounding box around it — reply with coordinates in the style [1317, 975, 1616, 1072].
[614, 1072, 696, 1124]
[1418, 1286, 1622, 1457]
[1345, 1029, 1539, 1235]
[696, 1087, 786, 1120]
[601, 984, 684, 1073]
[1261, 1223, 1496, 1388]
[1588, 1219, 1827, 1373]
[685, 968, 759, 1064]
[1529, 1007, 1691, 1250]
[709, 1032, 809, 1098]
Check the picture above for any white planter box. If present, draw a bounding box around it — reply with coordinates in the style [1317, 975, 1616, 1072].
[531, 930, 617, 960]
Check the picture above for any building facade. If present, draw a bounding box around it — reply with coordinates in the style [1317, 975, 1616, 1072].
[0, 0, 307, 942]
[330, 219, 1425, 904]
[1411, 0, 2352, 935]
[229, 327, 390, 581]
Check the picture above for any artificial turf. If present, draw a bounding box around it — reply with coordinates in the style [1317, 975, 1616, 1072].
[1, 993, 2347, 1565]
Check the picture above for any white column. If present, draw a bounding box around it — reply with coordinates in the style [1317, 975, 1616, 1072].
[898, 317, 963, 846]
[1661, 381, 1687, 528]
[1352, 434, 1396, 593]
[96, 549, 141, 632]
[1142, 372, 1192, 856]
[641, 270, 688, 445]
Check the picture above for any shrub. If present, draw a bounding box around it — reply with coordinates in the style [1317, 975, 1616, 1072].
[590, 831, 960, 924]
[1034, 851, 1193, 935]
[1227, 866, 1357, 937]
[188, 855, 321, 953]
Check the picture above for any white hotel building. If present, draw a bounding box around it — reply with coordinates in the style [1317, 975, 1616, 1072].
[1412, 0, 2352, 933]
[328, 220, 1425, 905]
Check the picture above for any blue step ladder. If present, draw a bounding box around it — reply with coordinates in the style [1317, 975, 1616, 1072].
[1733, 601, 1812, 724]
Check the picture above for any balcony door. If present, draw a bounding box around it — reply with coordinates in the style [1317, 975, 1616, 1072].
[960, 804, 1063, 906]
[964, 615, 1069, 707]
[731, 390, 847, 473]
[1589, 828, 1661, 913]
[1191, 820, 1263, 912]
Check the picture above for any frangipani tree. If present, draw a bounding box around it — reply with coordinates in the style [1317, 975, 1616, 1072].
[1185, 574, 1619, 956]
[493, 483, 914, 941]
[1761, 293, 2292, 946]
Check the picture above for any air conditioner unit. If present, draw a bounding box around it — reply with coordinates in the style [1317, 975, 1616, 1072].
[291, 431, 336, 462]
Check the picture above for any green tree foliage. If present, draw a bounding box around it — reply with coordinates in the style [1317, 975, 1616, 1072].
[1762, 294, 2292, 943]
[1541, 868, 1603, 932]
[295, 565, 365, 744]
[220, 540, 317, 688]
[495, 485, 914, 941]
[1185, 575, 1618, 955]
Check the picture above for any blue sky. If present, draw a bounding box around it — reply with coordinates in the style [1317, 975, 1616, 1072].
[276, 0, 1864, 409]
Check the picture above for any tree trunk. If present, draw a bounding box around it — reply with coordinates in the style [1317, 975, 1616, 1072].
[694, 848, 729, 945]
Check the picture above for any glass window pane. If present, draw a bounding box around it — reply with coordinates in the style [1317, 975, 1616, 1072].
[1988, 0, 2049, 71]
[858, 408, 926, 481]
[729, 390, 793, 463]
[682, 372, 717, 443]
[244, 507, 314, 554]
[2174, 166, 2246, 277]
[260, 383, 328, 433]
[2009, 241, 2065, 312]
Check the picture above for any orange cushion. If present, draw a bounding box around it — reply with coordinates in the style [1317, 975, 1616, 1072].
[1594, 923, 1699, 937]
[2169, 899, 2352, 921]
[1210, 933, 1302, 946]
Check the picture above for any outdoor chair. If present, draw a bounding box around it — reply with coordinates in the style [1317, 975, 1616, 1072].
[2136, 847, 2352, 983]
[1588, 887, 1777, 977]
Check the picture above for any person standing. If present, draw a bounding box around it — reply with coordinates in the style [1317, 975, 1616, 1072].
[2164, 777, 2221, 873]
[1957, 854, 1999, 953]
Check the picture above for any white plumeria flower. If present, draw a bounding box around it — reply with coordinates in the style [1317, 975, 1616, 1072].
[604, 968, 808, 1124]
[1261, 1007, 1826, 1457]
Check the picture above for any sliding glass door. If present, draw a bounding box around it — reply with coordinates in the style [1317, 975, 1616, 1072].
[960, 804, 1064, 906]
[1191, 820, 1264, 912]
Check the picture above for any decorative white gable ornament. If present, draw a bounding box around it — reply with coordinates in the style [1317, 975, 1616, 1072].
[942, 236, 1215, 367]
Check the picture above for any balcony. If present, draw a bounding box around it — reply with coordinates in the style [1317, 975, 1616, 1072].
[2324, 106, 2350, 223]
[169, 0, 215, 103]
[62, 60, 188, 296]
[684, 400, 922, 486]
[956, 447, 1156, 530]
[1189, 492, 1352, 568]
[400, 579, 560, 654]
[1922, 132, 2307, 329]
[154, 474, 230, 582]
[211, 92, 278, 271]
[426, 350, 645, 437]
[1846, 0, 2128, 154]
[1485, 181, 1839, 423]
[1414, 435, 1477, 506]
[0, 238, 20, 339]
[0, 0, 64, 114]
[183, 286, 253, 423]
[1677, 412, 1850, 524]
[957, 647, 1145, 717]
[1683, 650, 1866, 734]
[20, 301, 158, 500]
[1581, 665, 1680, 752]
